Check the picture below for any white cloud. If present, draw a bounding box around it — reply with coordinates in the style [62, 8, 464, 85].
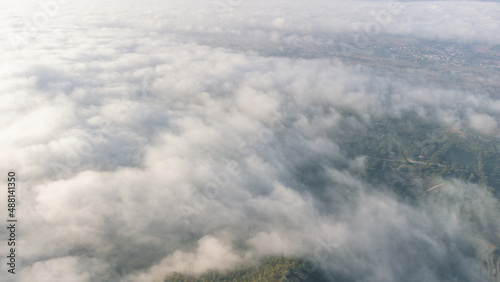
[1, 0, 499, 281]
[469, 112, 498, 134]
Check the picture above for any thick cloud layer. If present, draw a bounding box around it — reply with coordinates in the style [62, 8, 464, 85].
[1, 0, 499, 281]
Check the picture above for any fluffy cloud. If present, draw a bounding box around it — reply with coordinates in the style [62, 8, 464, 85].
[1, 0, 499, 281]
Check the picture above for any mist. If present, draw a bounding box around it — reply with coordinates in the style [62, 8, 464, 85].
[1, 0, 499, 281]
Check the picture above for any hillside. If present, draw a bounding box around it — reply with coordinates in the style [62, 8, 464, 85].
[163, 257, 329, 282]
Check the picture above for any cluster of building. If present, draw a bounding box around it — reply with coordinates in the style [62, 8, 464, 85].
[386, 44, 474, 66]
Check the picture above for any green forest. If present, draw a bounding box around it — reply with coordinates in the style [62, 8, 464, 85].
[164, 113, 500, 281]
[163, 257, 329, 282]
[338, 113, 500, 199]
